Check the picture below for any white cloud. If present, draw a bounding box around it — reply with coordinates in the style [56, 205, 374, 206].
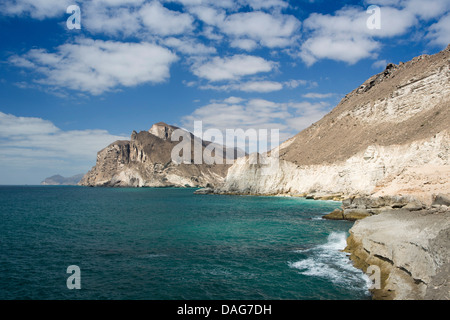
[83, 2, 142, 37]
[9, 38, 179, 95]
[300, 34, 381, 66]
[220, 11, 301, 49]
[197, 77, 315, 92]
[302, 92, 334, 99]
[298, 4, 421, 65]
[192, 54, 276, 82]
[241, 0, 289, 10]
[140, 1, 195, 36]
[367, 0, 450, 20]
[284, 79, 317, 88]
[0, 111, 128, 184]
[223, 96, 246, 104]
[163, 37, 217, 55]
[230, 39, 259, 51]
[185, 4, 300, 50]
[0, 0, 72, 19]
[426, 13, 450, 47]
[371, 59, 388, 70]
[180, 96, 332, 147]
[188, 5, 226, 25]
[240, 81, 284, 92]
[199, 80, 283, 92]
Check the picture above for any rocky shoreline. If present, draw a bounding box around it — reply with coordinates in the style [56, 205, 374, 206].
[343, 195, 449, 300]
[315, 193, 449, 300]
[195, 189, 450, 300]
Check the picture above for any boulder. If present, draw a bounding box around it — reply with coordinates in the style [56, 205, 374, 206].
[194, 188, 214, 195]
[322, 209, 344, 220]
[343, 209, 372, 221]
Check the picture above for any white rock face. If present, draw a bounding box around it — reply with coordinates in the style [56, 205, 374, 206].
[79, 124, 231, 188]
[218, 46, 450, 204]
[220, 131, 449, 204]
[347, 210, 450, 300]
[342, 64, 450, 124]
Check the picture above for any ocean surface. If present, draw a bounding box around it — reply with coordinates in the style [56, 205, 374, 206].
[0, 186, 371, 300]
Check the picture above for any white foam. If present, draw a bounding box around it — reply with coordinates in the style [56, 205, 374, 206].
[289, 232, 370, 290]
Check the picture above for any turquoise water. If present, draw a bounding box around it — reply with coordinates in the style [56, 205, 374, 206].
[0, 186, 370, 300]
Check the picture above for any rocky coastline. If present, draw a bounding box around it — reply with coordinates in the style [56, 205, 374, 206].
[81, 46, 449, 300]
[195, 188, 450, 300]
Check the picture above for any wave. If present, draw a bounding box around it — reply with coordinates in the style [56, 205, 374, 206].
[289, 232, 371, 290]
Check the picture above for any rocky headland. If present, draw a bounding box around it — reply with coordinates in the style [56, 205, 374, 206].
[79, 122, 241, 188]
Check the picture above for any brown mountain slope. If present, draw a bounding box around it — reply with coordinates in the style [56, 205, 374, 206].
[79, 122, 240, 187]
[281, 45, 450, 166]
[220, 45, 449, 203]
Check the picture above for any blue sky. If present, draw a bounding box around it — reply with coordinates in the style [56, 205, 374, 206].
[0, 0, 449, 184]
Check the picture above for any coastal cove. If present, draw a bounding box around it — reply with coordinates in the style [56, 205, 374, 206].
[0, 186, 371, 300]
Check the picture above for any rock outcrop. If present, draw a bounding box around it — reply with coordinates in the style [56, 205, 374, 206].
[345, 208, 449, 300]
[79, 122, 238, 188]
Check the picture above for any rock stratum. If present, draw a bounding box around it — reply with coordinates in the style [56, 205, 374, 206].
[79, 122, 240, 188]
[214, 45, 450, 299]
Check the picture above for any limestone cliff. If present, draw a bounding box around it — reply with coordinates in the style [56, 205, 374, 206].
[214, 45, 450, 300]
[79, 122, 236, 188]
[217, 45, 450, 204]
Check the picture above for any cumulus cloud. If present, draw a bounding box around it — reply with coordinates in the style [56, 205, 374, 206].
[180, 96, 332, 146]
[197, 78, 315, 93]
[0, 111, 128, 184]
[302, 92, 335, 99]
[140, 1, 195, 36]
[192, 54, 276, 82]
[219, 11, 301, 49]
[199, 80, 282, 93]
[426, 13, 450, 47]
[180, 2, 300, 50]
[299, 6, 411, 65]
[9, 38, 179, 95]
[83, 2, 143, 36]
[162, 37, 217, 55]
[299, 1, 449, 65]
[0, 0, 72, 19]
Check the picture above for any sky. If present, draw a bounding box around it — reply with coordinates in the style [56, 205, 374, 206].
[0, 0, 449, 184]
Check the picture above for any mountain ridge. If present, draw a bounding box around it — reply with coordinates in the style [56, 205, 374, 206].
[79, 122, 241, 188]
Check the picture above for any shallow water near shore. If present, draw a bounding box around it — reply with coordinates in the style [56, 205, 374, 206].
[0, 186, 371, 300]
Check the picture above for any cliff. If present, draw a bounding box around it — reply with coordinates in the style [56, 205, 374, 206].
[214, 45, 450, 299]
[79, 122, 238, 188]
[216, 45, 450, 205]
[345, 204, 449, 300]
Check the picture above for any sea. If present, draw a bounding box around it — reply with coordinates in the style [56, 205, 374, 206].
[0, 186, 371, 300]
